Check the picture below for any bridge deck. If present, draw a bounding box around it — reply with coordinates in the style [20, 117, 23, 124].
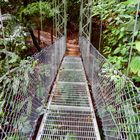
[36, 56, 100, 140]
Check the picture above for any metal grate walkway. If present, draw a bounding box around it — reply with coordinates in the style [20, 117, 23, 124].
[36, 56, 101, 140]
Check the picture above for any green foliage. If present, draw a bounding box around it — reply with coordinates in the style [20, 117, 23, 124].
[0, 0, 58, 139]
[0, 58, 48, 138]
[123, 103, 140, 140]
[0, 0, 9, 7]
[0, 60, 33, 138]
[67, 0, 81, 26]
[135, 40, 140, 52]
[92, 0, 140, 81]
[22, 2, 53, 18]
[0, 2, 54, 138]
[129, 56, 140, 76]
[7, 135, 21, 140]
[0, 15, 31, 76]
[64, 133, 77, 140]
[99, 63, 140, 139]
[1, 18, 29, 53]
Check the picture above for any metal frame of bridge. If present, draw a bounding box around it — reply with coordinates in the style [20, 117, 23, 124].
[36, 56, 101, 140]
[0, 0, 140, 140]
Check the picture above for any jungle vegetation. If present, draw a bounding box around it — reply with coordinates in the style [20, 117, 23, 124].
[0, 0, 140, 139]
[0, 0, 140, 85]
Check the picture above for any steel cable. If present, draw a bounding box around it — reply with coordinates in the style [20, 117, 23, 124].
[127, 1, 140, 76]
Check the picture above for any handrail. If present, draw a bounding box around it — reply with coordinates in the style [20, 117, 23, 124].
[79, 36, 140, 140]
[0, 36, 66, 140]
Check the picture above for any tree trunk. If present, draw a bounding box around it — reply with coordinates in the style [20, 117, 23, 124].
[38, 29, 41, 44]
[51, 25, 53, 44]
[23, 0, 41, 52]
[28, 27, 41, 52]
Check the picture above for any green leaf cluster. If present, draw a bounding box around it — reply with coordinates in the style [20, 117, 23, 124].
[22, 2, 54, 18]
[92, 0, 140, 81]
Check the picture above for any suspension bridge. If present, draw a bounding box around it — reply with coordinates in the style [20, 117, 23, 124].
[0, 0, 140, 140]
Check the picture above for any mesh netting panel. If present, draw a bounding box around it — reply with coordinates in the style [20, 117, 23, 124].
[79, 36, 140, 140]
[0, 37, 66, 140]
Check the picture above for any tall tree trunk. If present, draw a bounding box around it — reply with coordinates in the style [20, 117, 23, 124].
[28, 27, 41, 52]
[23, 0, 41, 52]
[38, 29, 41, 44]
[51, 25, 53, 44]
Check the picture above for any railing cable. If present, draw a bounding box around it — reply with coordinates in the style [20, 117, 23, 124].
[98, 0, 103, 52]
[39, 0, 43, 31]
[127, 1, 140, 76]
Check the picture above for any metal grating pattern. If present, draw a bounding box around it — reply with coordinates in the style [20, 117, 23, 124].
[37, 56, 101, 140]
[41, 110, 97, 140]
[61, 63, 83, 70]
[58, 70, 85, 82]
[63, 56, 81, 63]
[51, 83, 90, 107]
[59, 57, 85, 82]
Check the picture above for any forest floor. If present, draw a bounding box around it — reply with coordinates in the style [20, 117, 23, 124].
[66, 29, 80, 56]
[28, 24, 80, 56]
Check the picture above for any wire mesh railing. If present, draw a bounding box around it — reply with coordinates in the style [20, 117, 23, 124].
[79, 36, 140, 140]
[0, 36, 66, 140]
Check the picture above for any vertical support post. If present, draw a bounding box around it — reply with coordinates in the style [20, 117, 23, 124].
[88, 0, 93, 42]
[58, 0, 60, 37]
[52, 0, 67, 60]
[79, 0, 93, 76]
[55, 0, 58, 38]
[0, 7, 2, 28]
[79, 0, 93, 41]
[53, 0, 57, 38]
[79, 0, 83, 37]
[86, 42, 90, 76]
[39, 0, 43, 31]
[64, 0, 67, 52]
[64, 0, 67, 38]
[0, 7, 4, 40]
[53, 0, 67, 41]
